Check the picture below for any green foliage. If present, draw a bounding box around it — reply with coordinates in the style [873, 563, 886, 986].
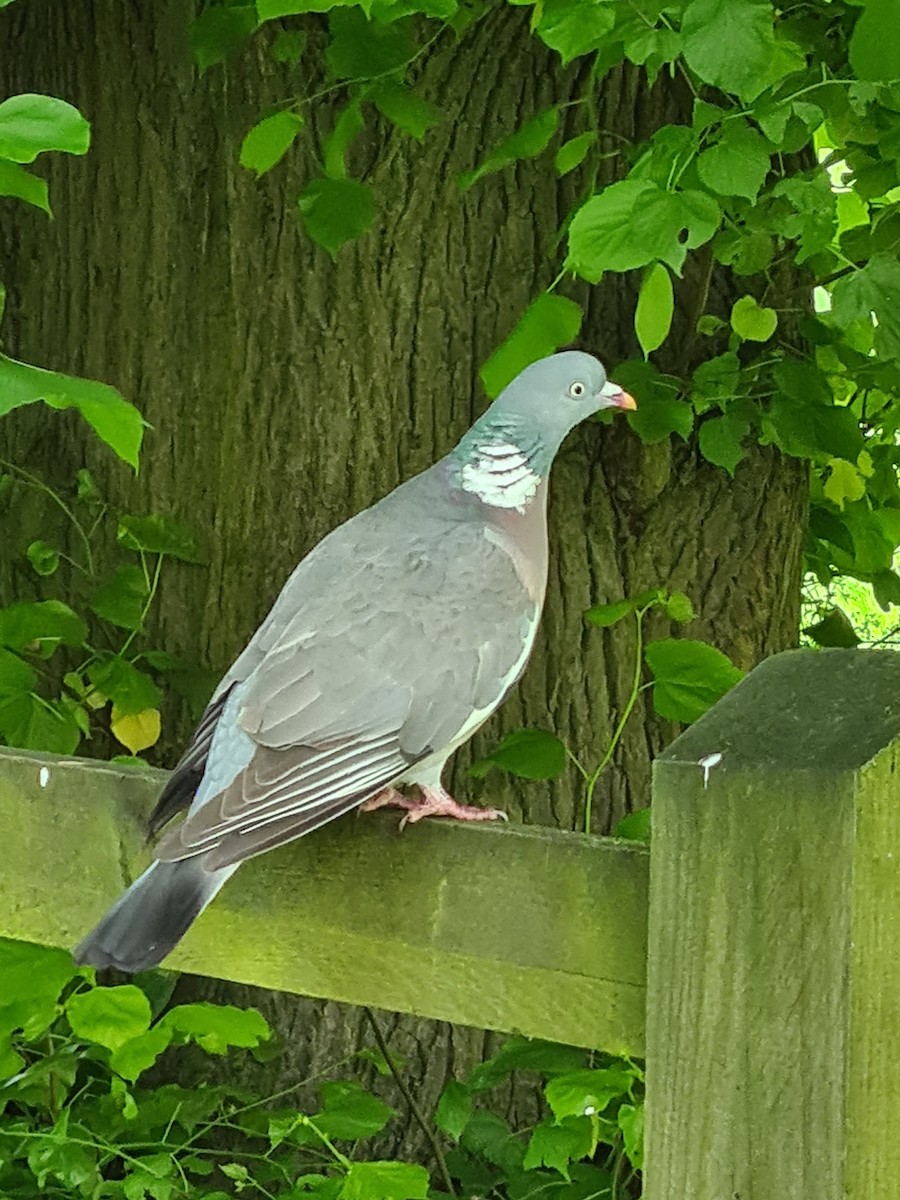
[0, 465, 212, 760]
[0, 937, 643, 1199]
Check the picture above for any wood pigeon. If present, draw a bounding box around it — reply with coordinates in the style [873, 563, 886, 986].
[74, 351, 635, 971]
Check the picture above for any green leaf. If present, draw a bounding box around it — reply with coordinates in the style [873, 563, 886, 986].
[26, 540, 60, 576]
[698, 412, 750, 476]
[612, 360, 692, 444]
[613, 808, 651, 841]
[585, 598, 635, 628]
[298, 177, 375, 257]
[682, 0, 776, 100]
[635, 263, 674, 357]
[326, 9, 414, 78]
[89, 565, 149, 631]
[161, 1002, 270, 1054]
[730, 295, 777, 341]
[832, 254, 900, 361]
[645, 637, 744, 722]
[0, 939, 78, 1006]
[369, 80, 441, 141]
[567, 181, 719, 281]
[618, 1101, 644, 1169]
[523, 1117, 593, 1178]
[545, 1067, 636, 1121]
[0, 157, 50, 213]
[850, 0, 900, 82]
[823, 458, 867, 509]
[315, 1080, 395, 1138]
[323, 101, 366, 180]
[802, 607, 861, 648]
[536, 0, 616, 63]
[480, 293, 583, 398]
[339, 1162, 428, 1200]
[117, 514, 204, 562]
[459, 107, 559, 191]
[459, 1110, 525, 1173]
[0, 94, 89, 163]
[110, 1024, 174, 1082]
[189, 5, 258, 70]
[666, 591, 695, 623]
[470, 728, 567, 780]
[696, 120, 772, 201]
[0, 353, 144, 467]
[0, 692, 82, 754]
[435, 1080, 472, 1140]
[258, 0, 361, 15]
[0, 600, 87, 654]
[555, 131, 594, 176]
[88, 657, 161, 715]
[240, 110, 304, 177]
[465, 1036, 586, 1092]
[270, 27, 307, 61]
[66, 985, 152, 1052]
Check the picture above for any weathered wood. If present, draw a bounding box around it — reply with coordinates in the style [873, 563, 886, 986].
[0, 745, 648, 1052]
[645, 648, 900, 1200]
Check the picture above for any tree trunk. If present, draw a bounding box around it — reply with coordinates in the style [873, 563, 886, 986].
[0, 0, 807, 1156]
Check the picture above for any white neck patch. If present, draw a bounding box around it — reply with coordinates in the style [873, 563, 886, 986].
[460, 441, 541, 512]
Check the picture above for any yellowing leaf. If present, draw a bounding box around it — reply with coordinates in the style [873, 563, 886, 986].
[823, 458, 866, 509]
[111, 707, 161, 754]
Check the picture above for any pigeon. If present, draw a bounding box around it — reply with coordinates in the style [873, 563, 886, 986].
[74, 351, 635, 972]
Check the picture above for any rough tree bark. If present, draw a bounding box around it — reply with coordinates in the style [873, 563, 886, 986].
[0, 0, 807, 1157]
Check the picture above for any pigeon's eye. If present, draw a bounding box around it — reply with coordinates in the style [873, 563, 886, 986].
[568, 381, 587, 399]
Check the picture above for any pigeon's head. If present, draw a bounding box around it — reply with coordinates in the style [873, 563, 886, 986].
[491, 351, 636, 443]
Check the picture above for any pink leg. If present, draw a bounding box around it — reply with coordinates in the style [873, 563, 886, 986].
[361, 783, 507, 830]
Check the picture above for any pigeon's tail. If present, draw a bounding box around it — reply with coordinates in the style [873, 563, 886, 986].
[73, 858, 237, 973]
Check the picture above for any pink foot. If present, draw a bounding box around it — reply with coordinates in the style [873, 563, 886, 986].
[360, 784, 507, 830]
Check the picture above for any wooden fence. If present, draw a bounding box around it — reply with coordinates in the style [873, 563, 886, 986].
[2, 647, 898, 1199]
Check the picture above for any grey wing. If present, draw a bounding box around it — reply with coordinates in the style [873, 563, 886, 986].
[154, 519, 535, 871]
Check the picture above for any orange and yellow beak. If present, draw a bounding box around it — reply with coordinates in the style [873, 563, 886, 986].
[600, 380, 637, 411]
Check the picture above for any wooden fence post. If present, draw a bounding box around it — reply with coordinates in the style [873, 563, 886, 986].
[645, 648, 900, 1200]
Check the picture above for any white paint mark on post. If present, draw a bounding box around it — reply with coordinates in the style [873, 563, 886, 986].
[698, 752, 723, 789]
[38, 766, 51, 789]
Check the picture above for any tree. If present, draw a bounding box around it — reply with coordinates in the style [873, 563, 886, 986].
[1, 0, 897, 1152]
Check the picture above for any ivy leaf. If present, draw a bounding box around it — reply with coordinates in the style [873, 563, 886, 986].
[240, 110, 304, 177]
[545, 1067, 636, 1121]
[89, 565, 149, 631]
[298, 177, 375, 257]
[0, 354, 144, 468]
[326, 9, 414, 79]
[88, 657, 161, 714]
[111, 707, 162, 754]
[730, 295, 777, 342]
[698, 412, 750, 475]
[523, 1117, 594, 1178]
[117, 514, 204, 563]
[0, 94, 89, 163]
[459, 107, 559, 191]
[480, 293, 583, 398]
[160, 1002, 270, 1054]
[339, 1162, 428, 1200]
[189, 5, 257, 70]
[849, 0, 900, 83]
[369, 80, 441, 141]
[535, 0, 616, 63]
[0, 157, 50, 213]
[435, 1080, 472, 1140]
[26, 540, 59, 576]
[696, 120, 772, 201]
[682, 0, 776, 100]
[470, 728, 567, 780]
[66, 986, 152, 1052]
[635, 263, 674, 357]
[645, 637, 744, 722]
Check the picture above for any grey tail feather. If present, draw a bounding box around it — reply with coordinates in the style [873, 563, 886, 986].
[73, 859, 236, 973]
